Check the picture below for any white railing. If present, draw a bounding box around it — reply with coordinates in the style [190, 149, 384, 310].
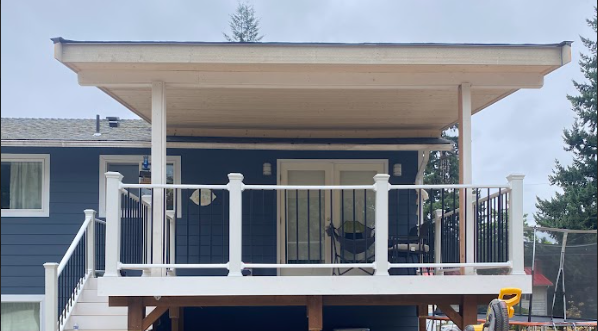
[44, 210, 104, 331]
[103, 172, 525, 278]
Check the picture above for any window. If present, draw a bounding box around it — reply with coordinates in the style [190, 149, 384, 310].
[98, 155, 181, 218]
[0, 295, 43, 331]
[1, 154, 50, 217]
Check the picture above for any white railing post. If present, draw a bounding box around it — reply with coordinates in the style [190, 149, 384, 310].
[228, 173, 244, 276]
[104, 172, 123, 277]
[44, 262, 58, 331]
[373, 174, 390, 276]
[166, 211, 176, 277]
[434, 209, 443, 275]
[84, 209, 96, 276]
[465, 190, 476, 275]
[507, 174, 525, 275]
[141, 195, 152, 277]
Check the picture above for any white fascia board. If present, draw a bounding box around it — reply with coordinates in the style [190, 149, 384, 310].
[97, 274, 532, 297]
[59, 43, 567, 67]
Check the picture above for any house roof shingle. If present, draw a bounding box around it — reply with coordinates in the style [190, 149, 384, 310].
[1, 118, 151, 142]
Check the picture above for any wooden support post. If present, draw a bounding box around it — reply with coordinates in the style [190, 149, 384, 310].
[307, 296, 323, 331]
[437, 304, 462, 330]
[170, 307, 182, 331]
[127, 297, 145, 331]
[142, 305, 169, 331]
[418, 304, 428, 331]
[461, 295, 478, 329]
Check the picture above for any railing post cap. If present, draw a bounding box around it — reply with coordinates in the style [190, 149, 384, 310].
[43, 262, 59, 269]
[228, 173, 244, 181]
[373, 174, 390, 181]
[507, 173, 525, 181]
[83, 209, 96, 216]
[105, 171, 124, 180]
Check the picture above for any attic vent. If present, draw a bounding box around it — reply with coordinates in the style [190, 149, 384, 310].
[106, 116, 120, 128]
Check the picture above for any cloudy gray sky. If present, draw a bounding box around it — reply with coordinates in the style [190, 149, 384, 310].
[1, 0, 595, 218]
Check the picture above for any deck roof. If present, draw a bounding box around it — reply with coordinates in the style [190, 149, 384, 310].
[52, 38, 572, 139]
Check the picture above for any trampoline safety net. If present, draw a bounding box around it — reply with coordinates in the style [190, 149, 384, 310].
[518, 226, 597, 322]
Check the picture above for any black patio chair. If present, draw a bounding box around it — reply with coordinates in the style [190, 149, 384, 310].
[326, 220, 376, 275]
[388, 221, 431, 275]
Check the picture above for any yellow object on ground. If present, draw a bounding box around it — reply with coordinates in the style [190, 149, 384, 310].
[465, 288, 522, 331]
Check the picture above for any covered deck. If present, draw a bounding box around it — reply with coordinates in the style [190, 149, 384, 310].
[47, 39, 570, 330]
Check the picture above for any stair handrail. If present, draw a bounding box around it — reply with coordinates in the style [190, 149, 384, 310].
[44, 209, 100, 331]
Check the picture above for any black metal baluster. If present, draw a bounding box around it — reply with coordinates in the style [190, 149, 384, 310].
[487, 188, 492, 262]
[296, 189, 299, 263]
[222, 189, 226, 263]
[363, 189, 367, 263]
[497, 189, 503, 261]
[319, 189, 322, 263]
[341, 190, 345, 264]
[249, 190, 254, 263]
[308, 190, 311, 263]
[284, 190, 288, 263]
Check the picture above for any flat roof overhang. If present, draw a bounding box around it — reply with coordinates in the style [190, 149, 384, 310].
[53, 39, 571, 139]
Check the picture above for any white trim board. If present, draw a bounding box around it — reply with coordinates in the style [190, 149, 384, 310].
[1, 154, 50, 217]
[98, 155, 181, 218]
[97, 274, 532, 297]
[1, 140, 453, 152]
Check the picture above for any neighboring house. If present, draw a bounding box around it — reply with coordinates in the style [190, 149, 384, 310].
[0, 39, 571, 331]
[522, 266, 554, 316]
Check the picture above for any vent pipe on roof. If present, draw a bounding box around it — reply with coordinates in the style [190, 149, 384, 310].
[93, 114, 102, 136]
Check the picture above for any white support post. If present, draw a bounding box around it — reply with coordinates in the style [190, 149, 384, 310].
[374, 174, 390, 276]
[507, 174, 525, 275]
[151, 81, 167, 277]
[84, 209, 96, 277]
[458, 83, 475, 274]
[44, 262, 59, 331]
[434, 209, 443, 274]
[105, 172, 123, 277]
[227, 173, 244, 276]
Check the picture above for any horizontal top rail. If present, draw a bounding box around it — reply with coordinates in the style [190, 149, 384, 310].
[58, 214, 93, 275]
[390, 184, 510, 190]
[244, 184, 374, 190]
[121, 183, 228, 190]
[120, 188, 141, 202]
[475, 187, 511, 204]
[95, 218, 106, 225]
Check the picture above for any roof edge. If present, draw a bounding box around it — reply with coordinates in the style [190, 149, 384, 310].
[51, 37, 573, 48]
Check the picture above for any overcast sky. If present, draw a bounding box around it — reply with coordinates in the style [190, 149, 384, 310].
[1, 0, 596, 218]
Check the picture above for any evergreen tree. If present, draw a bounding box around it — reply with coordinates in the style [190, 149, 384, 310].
[535, 8, 597, 231]
[224, 2, 263, 42]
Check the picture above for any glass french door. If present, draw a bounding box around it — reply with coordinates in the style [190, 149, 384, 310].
[279, 160, 386, 276]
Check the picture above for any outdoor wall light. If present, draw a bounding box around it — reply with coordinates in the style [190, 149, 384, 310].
[263, 162, 272, 176]
[393, 163, 402, 177]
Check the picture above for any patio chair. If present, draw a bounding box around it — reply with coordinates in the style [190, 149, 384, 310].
[326, 220, 376, 275]
[388, 221, 431, 275]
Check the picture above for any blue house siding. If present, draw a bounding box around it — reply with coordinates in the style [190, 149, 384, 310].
[1, 146, 418, 292]
[1, 146, 149, 294]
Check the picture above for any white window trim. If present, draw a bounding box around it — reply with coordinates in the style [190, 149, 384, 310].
[98, 155, 182, 218]
[1, 154, 50, 217]
[1, 294, 45, 331]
